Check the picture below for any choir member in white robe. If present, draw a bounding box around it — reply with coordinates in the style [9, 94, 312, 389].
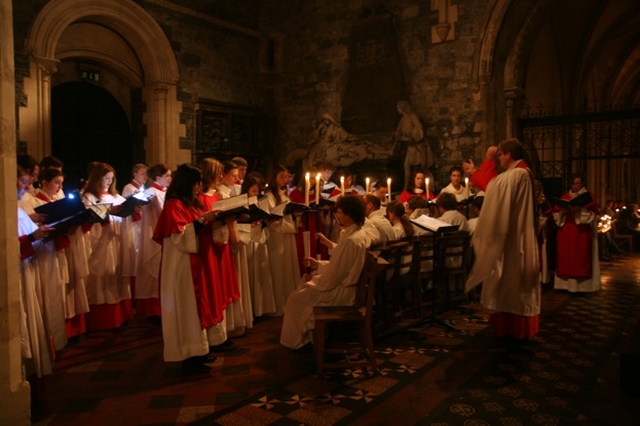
[439, 166, 469, 202]
[464, 139, 540, 339]
[82, 163, 136, 330]
[122, 163, 148, 257]
[33, 168, 90, 339]
[364, 194, 395, 245]
[220, 160, 252, 335]
[281, 195, 373, 349]
[240, 177, 275, 317]
[553, 173, 601, 293]
[265, 165, 301, 316]
[153, 164, 221, 372]
[21, 169, 69, 351]
[17, 168, 54, 377]
[134, 164, 171, 317]
[436, 192, 469, 232]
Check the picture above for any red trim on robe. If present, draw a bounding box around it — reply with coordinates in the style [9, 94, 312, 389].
[397, 189, 435, 204]
[470, 158, 498, 192]
[19, 235, 36, 260]
[489, 312, 539, 339]
[85, 300, 134, 331]
[199, 193, 241, 309]
[555, 190, 598, 279]
[154, 197, 226, 329]
[135, 298, 161, 317]
[65, 314, 87, 338]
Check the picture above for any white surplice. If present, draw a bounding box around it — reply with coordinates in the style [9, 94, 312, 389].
[466, 161, 540, 317]
[439, 209, 469, 232]
[367, 209, 395, 244]
[280, 223, 370, 349]
[83, 193, 133, 305]
[440, 183, 468, 202]
[21, 193, 68, 351]
[159, 224, 209, 361]
[266, 189, 301, 316]
[18, 208, 54, 377]
[135, 187, 165, 300]
[245, 224, 276, 316]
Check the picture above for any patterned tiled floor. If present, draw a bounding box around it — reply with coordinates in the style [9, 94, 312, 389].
[31, 253, 640, 425]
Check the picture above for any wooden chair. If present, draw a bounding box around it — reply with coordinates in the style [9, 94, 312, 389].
[312, 252, 388, 377]
[370, 240, 406, 331]
[436, 231, 472, 308]
[613, 221, 633, 252]
[412, 233, 437, 317]
[386, 238, 417, 323]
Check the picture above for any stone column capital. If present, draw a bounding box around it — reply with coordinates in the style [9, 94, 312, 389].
[32, 55, 60, 76]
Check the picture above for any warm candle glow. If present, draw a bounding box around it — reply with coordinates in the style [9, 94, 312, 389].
[315, 173, 321, 204]
[465, 177, 469, 198]
[365, 177, 370, 193]
[426, 178, 430, 199]
[340, 176, 345, 195]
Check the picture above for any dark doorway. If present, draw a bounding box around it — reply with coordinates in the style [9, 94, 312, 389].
[51, 81, 133, 193]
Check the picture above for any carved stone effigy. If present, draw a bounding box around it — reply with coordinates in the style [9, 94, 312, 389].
[303, 113, 392, 171]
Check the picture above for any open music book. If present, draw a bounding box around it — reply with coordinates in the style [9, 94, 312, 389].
[43, 203, 112, 241]
[34, 192, 85, 224]
[110, 191, 155, 217]
[410, 214, 459, 233]
[211, 193, 251, 220]
[551, 191, 593, 209]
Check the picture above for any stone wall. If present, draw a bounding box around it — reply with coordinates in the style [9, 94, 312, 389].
[261, 0, 490, 190]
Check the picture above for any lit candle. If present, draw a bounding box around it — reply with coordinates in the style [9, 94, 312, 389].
[365, 177, 370, 193]
[465, 177, 469, 198]
[315, 173, 321, 205]
[426, 178, 430, 199]
[387, 177, 392, 202]
[340, 176, 345, 195]
[304, 172, 310, 207]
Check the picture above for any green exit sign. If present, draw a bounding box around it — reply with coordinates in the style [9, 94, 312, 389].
[80, 70, 100, 82]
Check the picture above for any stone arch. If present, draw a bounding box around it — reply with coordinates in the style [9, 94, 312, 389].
[472, 0, 554, 142]
[22, 0, 190, 167]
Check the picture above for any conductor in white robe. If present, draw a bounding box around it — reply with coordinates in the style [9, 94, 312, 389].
[280, 195, 374, 350]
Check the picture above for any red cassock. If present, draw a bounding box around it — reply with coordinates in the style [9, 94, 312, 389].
[198, 193, 241, 310]
[555, 191, 598, 279]
[289, 188, 320, 272]
[397, 189, 435, 204]
[153, 198, 225, 329]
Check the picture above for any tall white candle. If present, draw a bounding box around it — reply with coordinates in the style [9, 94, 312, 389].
[426, 178, 430, 199]
[465, 177, 469, 198]
[304, 173, 310, 206]
[315, 173, 321, 204]
[303, 230, 311, 272]
[365, 177, 370, 193]
[340, 176, 345, 195]
[387, 177, 392, 202]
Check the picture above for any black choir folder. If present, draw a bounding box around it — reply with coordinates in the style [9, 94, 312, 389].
[410, 215, 459, 233]
[43, 203, 111, 241]
[238, 197, 272, 223]
[551, 191, 593, 209]
[110, 192, 155, 218]
[34, 193, 85, 224]
[211, 194, 251, 220]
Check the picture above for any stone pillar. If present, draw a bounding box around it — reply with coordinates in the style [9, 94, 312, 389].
[27, 56, 59, 160]
[504, 86, 525, 139]
[0, 0, 32, 423]
[143, 82, 189, 168]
